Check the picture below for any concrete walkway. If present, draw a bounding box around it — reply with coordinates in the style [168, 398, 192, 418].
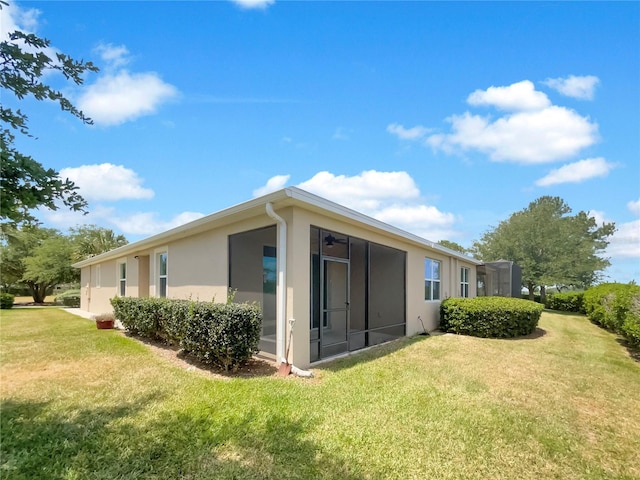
[62, 308, 125, 329]
[61, 308, 94, 320]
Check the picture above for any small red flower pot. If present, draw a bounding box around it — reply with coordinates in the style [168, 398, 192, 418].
[96, 319, 115, 329]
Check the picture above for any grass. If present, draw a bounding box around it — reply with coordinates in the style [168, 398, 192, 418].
[11, 296, 54, 304]
[1, 308, 639, 480]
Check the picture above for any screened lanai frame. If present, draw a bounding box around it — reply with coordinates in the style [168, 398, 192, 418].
[228, 225, 278, 356]
[310, 226, 407, 363]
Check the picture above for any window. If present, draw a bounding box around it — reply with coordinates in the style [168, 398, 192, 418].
[460, 267, 470, 298]
[157, 252, 167, 298]
[95, 264, 101, 288]
[118, 261, 127, 296]
[424, 258, 441, 301]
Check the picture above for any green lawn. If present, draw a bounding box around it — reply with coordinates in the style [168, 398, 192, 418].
[1, 308, 639, 480]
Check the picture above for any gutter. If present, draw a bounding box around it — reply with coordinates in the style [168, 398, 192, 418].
[265, 202, 288, 364]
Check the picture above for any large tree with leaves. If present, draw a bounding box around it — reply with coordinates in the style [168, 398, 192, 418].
[437, 240, 469, 255]
[0, 1, 98, 227]
[69, 225, 128, 261]
[472, 196, 615, 301]
[1, 224, 126, 302]
[0, 225, 75, 302]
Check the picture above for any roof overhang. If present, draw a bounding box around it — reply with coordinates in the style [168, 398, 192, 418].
[73, 187, 482, 268]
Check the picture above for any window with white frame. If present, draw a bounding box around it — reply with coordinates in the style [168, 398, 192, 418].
[460, 267, 470, 298]
[424, 258, 441, 301]
[157, 252, 167, 298]
[95, 264, 101, 288]
[118, 261, 127, 296]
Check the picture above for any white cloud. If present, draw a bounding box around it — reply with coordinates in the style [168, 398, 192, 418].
[627, 199, 640, 216]
[1, 3, 41, 33]
[375, 204, 459, 241]
[60, 163, 154, 201]
[535, 157, 614, 187]
[297, 170, 420, 212]
[40, 204, 116, 230]
[607, 219, 640, 259]
[1, 4, 61, 75]
[467, 80, 551, 111]
[94, 43, 130, 69]
[387, 123, 431, 140]
[589, 210, 639, 260]
[110, 211, 205, 236]
[253, 174, 290, 197]
[543, 75, 600, 100]
[41, 203, 205, 238]
[254, 170, 459, 241]
[78, 71, 178, 126]
[426, 105, 598, 164]
[231, 0, 274, 9]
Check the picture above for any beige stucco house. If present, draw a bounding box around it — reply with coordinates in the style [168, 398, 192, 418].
[73, 187, 481, 369]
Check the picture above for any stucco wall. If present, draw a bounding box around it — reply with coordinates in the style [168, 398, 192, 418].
[80, 215, 277, 315]
[284, 207, 478, 368]
[80, 261, 118, 314]
[77, 200, 477, 370]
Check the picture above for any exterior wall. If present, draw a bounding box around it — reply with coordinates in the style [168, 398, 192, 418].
[77, 198, 479, 370]
[80, 215, 277, 315]
[80, 261, 118, 314]
[284, 206, 479, 369]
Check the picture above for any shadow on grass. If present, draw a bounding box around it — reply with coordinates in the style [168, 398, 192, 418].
[500, 327, 548, 341]
[1, 397, 363, 479]
[616, 338, 640, 363]
[313, 335, 427, 374]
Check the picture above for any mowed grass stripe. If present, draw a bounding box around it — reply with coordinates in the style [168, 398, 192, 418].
[1, 308, 638, 479]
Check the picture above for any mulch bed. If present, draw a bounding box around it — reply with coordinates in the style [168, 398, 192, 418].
[122, 331, 279, 379]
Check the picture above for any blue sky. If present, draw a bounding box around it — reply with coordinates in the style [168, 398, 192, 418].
[3, 1, 639, 283]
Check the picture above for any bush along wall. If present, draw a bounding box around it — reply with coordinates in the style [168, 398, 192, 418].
[544, 291, 585, 314]
[440, 297, 543, 338]
[111, 297, 262, 371]
[583, 283, 640, 347]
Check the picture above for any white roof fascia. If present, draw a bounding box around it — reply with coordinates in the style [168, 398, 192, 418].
[283, 187, 482, 265]
[72, 189, 292, 268]
[73, 187, 481, 268]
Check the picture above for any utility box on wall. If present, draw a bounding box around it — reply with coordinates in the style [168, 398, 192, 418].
[477, 260, 522, 298]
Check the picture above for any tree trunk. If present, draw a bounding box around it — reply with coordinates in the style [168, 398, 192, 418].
[527, 282, 536, 301]
[540, 285, 546, 304]
[27, 282, 49, 303]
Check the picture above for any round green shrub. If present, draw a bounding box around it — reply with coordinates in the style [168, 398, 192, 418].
[0, 293, 15, 309]
[545, 291, 585, 313]
[54, 289, 81, 307]
[440, 297, 543, 338]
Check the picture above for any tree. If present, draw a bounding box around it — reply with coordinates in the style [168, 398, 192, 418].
[70, 225, 128, 261]
[437, 240, 469, 254]
[0, 224, 126, 302]
[472, 196, 615, 301]
[0, 225, 74, 302]
[0, 2, 98, 227]
[22, 234, 76, 302]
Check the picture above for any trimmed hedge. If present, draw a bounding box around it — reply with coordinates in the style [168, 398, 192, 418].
[54, 289, 81, 307]
[584, 283, 640, 347]
[440, 297, 543, 338]
[0, 293, 15, 309]
[111, 297, 262, 371]
[545, 291, 585, 314]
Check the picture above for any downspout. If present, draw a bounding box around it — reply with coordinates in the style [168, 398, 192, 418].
[265, 202, 313, 377]
[265, 202, 287, 364]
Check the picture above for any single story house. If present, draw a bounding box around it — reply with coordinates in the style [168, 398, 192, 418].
[73, 187, 482, 369]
